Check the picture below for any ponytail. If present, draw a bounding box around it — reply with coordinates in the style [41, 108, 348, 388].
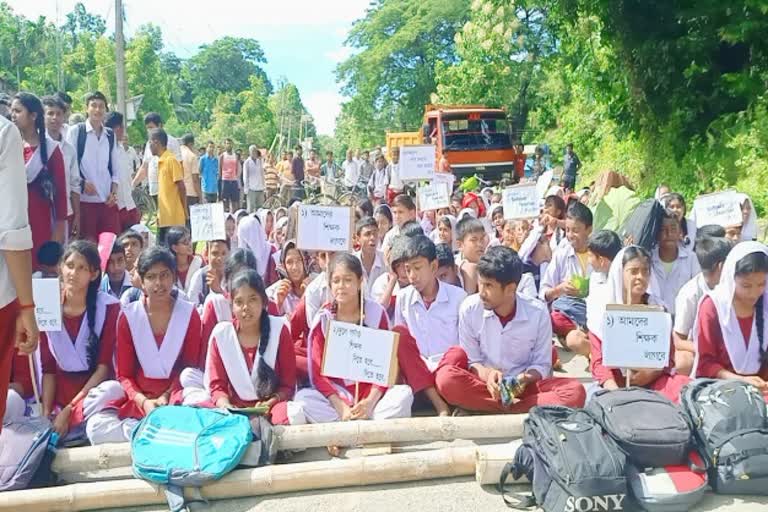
[256, 311, 278, 399]
[757, 296, 767, 365]
[84, 278, 100, 372]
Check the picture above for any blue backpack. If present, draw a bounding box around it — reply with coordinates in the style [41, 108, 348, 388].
[131, 406, 255, 511]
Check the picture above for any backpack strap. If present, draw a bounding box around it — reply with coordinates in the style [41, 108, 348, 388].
[75, 123, 115, 193]
[106, 127, 115, 178]
[498, 462, 536, 509]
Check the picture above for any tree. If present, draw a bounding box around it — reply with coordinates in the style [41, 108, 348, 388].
[335, 0, 471, 145]
[269, 81, 316, 152]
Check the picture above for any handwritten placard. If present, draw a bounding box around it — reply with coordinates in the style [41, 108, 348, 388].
[692, 190, 742, 228]
[190, 203, 226, 242]
[503, 183, 539, 219]
[321, 321, 400, 386]
[32, 278, 62, 332]
[602, 305, 672, 369]
[296, 204, 353, 252]
[399, 144, 436, 181]
[417, 182, 451, 211]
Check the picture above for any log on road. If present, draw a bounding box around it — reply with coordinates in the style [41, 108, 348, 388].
[51, 414, 525, 475]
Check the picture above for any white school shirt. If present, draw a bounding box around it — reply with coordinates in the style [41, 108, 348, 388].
[304, 271, 331, 329]
[367, 167, 389, 199]
[115, 144, 137, 210]
[539, 240, 592, 301]
[187, 264, 210, 307]
[673, 273, 711, 336]
[388, 162, 403, 192]
[65, 119, 121, 204]
[518, 272, 538, 300]
[342, 159, 359, 188]
[380, 224, 402, 258]
[243, 157, 264, 192]
[354, 249, 386, 298]
[57, 137, 78, 216]
[459, 293, 552, 378]
[0, 117, 33, 309]
[651, 246, 701, 316]
[371, 272, 403, 306]
[143, 134, 182, 196]
[394, 281, 467, 358]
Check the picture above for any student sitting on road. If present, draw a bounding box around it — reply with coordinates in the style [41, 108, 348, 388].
[435, 246, 586, 413]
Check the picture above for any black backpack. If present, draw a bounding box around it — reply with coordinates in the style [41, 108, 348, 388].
[76, 122, 115, 192]
[588, 387, 691, 469]
[500, 406, 627, 512]
[681, 378, 768, 495]
[620, 198, 664, 251]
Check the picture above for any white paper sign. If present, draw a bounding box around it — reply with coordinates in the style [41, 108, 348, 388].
[399, 144, 436, 181]
[417, 182, 451, 211]
[503, 183, 539, 219]
[296, 204, 353, 252]
[322, 321, 399, 386]
[536, 170, 554, 199]
[190, 203, 226, 242]
[32, 278, 62, 332]
[692, 190, 742, 228]
[602, 305, 672, 369]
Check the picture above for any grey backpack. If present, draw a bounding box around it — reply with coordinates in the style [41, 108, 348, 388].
[0, 417, 56, 491]
[588, 387, 691, 468]
[681, 378, 768, 495]
[500, 406, 628, 511]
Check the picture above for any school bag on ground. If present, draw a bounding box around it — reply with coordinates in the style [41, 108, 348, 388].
[627, 451, 708, 512]
[587, 387, 691, 468]
[499, 406, 628, 512]
[681, 378, 768, 495]
[0, 417, 57, 491]
[131, 406, 262, 512]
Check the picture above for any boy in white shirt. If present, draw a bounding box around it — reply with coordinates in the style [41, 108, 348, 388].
[454, 217, 489, 295]
[354, 217, 385, 298]
[395, 236, 465, 415]
[434, 246, 586, 413]
[539, 202, 593, 356]
[651, 212, 701, 315]
[672, 235, 731, 375]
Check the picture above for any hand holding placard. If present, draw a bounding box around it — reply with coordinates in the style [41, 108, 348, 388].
[602, 305, 671, 370]
[399, 145, 436, 181]
[503, 183, 539, 219]
[417, 181, 451, 211]
[692, 190, 741, 228]
[32, 278, 62, 332]
[296, 204, 353, 252]
[321, 321, 399, 387]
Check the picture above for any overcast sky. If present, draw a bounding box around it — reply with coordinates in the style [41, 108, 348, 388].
[8, 0, 371, 134]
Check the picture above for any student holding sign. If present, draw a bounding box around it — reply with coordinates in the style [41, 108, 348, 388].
[86, 247, 202, 445]
[39, 241, 121, 439]
[187, 239, 230, 308]
[587, 246, 689, 403]
[693, 242, 768, 396]
[435, 247, 585, 413]
[185, 270, 299, 425]
[291, 254, 414, 425]
[266, 240, 309, 318]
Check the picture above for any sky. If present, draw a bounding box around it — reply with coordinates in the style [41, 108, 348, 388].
[7, 0, 371, 135]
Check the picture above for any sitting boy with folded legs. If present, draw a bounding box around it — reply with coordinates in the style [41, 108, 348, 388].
[435, 246, 586, 413]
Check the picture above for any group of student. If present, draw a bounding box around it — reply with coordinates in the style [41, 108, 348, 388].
[4, 123, 768, 448]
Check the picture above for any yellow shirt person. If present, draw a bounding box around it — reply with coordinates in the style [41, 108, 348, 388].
[157, 148, 186, 228]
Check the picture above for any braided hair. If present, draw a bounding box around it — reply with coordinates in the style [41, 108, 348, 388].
[229, 269, 277, 398]
[735, 252, 768, 365]
[14, 92, 55, 212]
[61, 240, 102, 372]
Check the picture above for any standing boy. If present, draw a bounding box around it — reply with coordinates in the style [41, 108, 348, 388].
[435, 246, 585, 413]
[180, 134, 201, 210]
[151, 129, 186, 244]
[219, 138, 241, 212]
[199, 142, 219, 203]
[104, 112, 140, 231]
[243, 146, 265, 212]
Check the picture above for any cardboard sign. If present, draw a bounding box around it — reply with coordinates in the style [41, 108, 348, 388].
[399, 144, 436, 181]
[536, 170, 554, 199]
[602, 305, 672, 369]
[503, 183, 539, 219]
[433, 171, 456, 191]
[417, 181, 451, 211]
[32, 278, 62, 332]
[692, 190, 742, 228]
[190, 203, 226, 242]
[296, 204, 353, 252]
[321, 320, 400, 387]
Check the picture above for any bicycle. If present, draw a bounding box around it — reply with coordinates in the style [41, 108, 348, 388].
[132, 184, 157, 228]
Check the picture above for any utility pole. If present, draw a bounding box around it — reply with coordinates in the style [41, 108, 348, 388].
[115, 0, 128, 116]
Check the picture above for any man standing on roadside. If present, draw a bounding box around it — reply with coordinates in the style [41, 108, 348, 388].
[243, 145, 265, 212]
[152, 129, 186, 244]
[180, 133, 202, 211]
[0, 113, 39, 430]
[66, 91, 121, 240]
[132, 112, 182, 203]
[321, 150, 339, 180]
[199, 141, 219, 204]
[562, 143, 581, 191]
[342, 149, 359, 189]
[219, 138, 241, 212]
[291, 145, 305, 200]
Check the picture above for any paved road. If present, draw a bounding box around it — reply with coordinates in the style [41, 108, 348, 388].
[104, 477, 768, 512]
